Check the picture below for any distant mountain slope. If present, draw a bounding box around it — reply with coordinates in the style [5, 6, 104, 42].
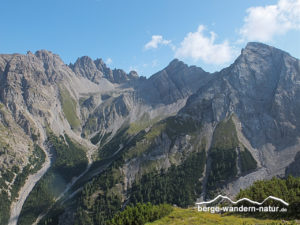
[181, 42, 300, 191]
[0, 42, 299, 225]
[183, 42, 300, 149]
[137, 59, 210, 104]
[0, 48, 210, 225]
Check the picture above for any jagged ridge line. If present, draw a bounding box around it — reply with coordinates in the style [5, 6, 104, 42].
[196, 195, 289, 206]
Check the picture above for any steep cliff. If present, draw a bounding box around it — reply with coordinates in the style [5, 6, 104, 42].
[0, 42, 299, 225]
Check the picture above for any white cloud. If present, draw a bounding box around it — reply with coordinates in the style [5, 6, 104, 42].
[106, 57, 112, 65]
[239, 0, 300, 42]
[175, 25, 234, 65]
[144, 35, 171, 50]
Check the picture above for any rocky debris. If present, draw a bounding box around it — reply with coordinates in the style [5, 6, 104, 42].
[286, 151, 300, 176]
[222, 167, 269, 198]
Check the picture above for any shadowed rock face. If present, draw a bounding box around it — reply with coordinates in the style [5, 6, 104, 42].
[182, 42, 300, 150]
[70, 56, 210, 103]
[286, 152, 300, 177]
[76, 58, 212, 136]
[136, 59, 211, 104]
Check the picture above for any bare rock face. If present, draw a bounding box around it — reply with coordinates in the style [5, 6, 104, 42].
[78, 58, 212, 138]
[0, 51, 75, 172]
[71, 56, 104, 82]
[137, 59, 211, 104]
[70, 56, 139, 84]
[1, 43, 300, 183]
[182, 42, 300, 179]
[286, 152, 300, 177]
[0, 48, 210, 188]
[1, 42, 300, 225]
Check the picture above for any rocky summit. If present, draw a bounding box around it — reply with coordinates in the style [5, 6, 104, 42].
[0, 42, 299, 225]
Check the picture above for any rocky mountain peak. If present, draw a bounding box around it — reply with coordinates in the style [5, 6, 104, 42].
[239, 42, 290, 64]
[72, 56, 98, 71]
[112, 68, 136, 83]
[34, 49, 64, 66]
[94, 58, 107, 71]
[183, 42, 300, 151]
[223, 42, 293, 93]
[244, 41, 272, 50]
[128, 70, 139, 79]
[75, 55, 95, 66]
[138, 58, 210, 104]
[1, 43, 300, 225]
[71, 56, 102, 81]
[70, 55, 139, 84]
[243, 41, 291, 54]
[168, 58, 181, 65]
[165, 59, 187, 73]
[0, 49, 69, 90]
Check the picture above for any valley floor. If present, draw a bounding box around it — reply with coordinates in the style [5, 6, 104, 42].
[147, 207, 298, 225]
[8, 147, 51, 225]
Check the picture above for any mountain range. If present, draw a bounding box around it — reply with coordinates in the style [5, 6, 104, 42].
[0, 42, 299, 225]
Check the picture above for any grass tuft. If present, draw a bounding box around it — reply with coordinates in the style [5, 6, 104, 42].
[59, 86, 80, 129]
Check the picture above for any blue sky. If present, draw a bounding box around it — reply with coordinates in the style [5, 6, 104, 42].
[0, 0, 300, 77]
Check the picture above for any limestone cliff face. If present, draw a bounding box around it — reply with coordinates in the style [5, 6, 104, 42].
[0, 49, 208, 194]
[0, 51, 69, 171]
[1, 43, 300, 225]
[181, 42, 300, 186]
[136, 59, 210, 104]
[77, 58, 211, 138]
[1, 43, 300, 185]
[99, 43, 300, 201]
[70, 56, 139, 84]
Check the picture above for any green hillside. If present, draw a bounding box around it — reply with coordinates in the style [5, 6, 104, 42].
[147, 207, 297, 225]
